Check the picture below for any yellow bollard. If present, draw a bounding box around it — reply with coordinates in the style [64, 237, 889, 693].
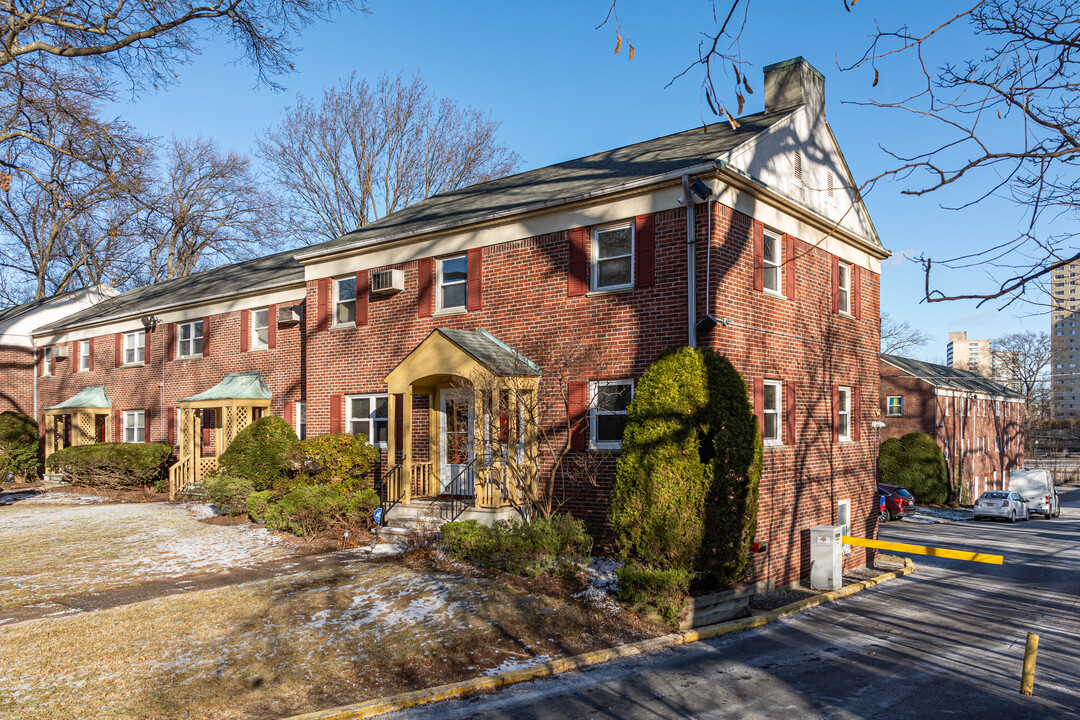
[1020, 632, 1039, 696]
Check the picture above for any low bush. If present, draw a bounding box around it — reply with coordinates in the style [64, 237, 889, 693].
[0, 411, 39, 482]
[262, 485, 379, 536]
[615, 565, 692, 622]
[204, 475, 255, 516]
[879, 432, 950, 504]
[440, 514, 592, 578]
[216, 416, 297, 491]
[246, 490, 273, 523]
[288, 434, 381, 493]
[46, 443, 173, 488]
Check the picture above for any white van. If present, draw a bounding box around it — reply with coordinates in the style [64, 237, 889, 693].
[1008, 469, 1061, 518]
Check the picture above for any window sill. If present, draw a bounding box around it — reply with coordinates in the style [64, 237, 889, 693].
[175, 355, 204, 362]
[329, 323, 356, 332]
[248, 346, 268, 353]
[837, 311, 855, 319]
[589, 444, 622, 452]
[836, 439, 855, 445]
[763, 289, 787, 300]
[434, 307, 468, 317]
[586, 286, 633, 298]
[121, 362, 145, 368]
[886, 414, 902, 418]
[763, 440, 785, 449]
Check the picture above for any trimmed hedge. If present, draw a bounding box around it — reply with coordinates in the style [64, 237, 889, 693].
[288, 433, 381, 493]
[615, 565, 693, 622]
[46, 442, 173, 488]
[609, 346, 762, 594]
[0, 411, 39, 482]
[879, 432, 949, 504]
[216, 416, 297, 491]
[440, 514, 592, 578]
[204, 475, 255, 516]
[261, 485, 379, 536]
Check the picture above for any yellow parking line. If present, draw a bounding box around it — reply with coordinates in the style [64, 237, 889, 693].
[843, 536, 1004, 565]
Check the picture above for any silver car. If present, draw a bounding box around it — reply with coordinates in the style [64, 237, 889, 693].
[972, 491, 1031, 523]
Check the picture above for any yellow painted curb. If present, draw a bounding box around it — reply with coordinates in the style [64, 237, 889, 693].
[280, 559, 917, 720]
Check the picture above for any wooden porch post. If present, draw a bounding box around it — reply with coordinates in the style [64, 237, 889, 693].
[403, 387, 413, 505]
[473, 387, 484, 508]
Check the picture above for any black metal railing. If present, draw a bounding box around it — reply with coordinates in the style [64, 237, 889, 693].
[378, 461, 406, 527]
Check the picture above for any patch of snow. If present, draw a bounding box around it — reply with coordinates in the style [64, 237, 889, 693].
[901, 515, 942, 524]
[184, 502, 217, 520]
[912, 506, 974, 522]
[483, 654, 553, 676]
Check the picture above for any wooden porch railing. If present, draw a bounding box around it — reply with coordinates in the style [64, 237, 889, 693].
[475, 460, 532, 509]
[167, 455, 219, 501]
[411, 461, 436, 498]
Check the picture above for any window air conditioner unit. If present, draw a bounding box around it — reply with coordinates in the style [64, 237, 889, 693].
[371, 268, 404, 295]
[277, 305, 301, 325]
[52, 345, 69, 359]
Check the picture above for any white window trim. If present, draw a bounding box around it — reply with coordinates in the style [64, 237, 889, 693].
[837, 386, 852, 442]
[762, 231, 782, 296]
[296, 402, 307, 441]
[346, 393, 389, 448]
[123, 410, 145, 443]
[886, 395, 903, 417]
[436, 254, 469, 313]
[177, 320, 203, 358]
[837, 499, 851, 555]
[42, 346, 52, 376]
[78, 340, 90, 372]
[590, 379, 633, 450]
[124, 331, 145, 365]
[762, 379, 783, 445]
[590, 222, 635, 293]
[332, 276, 357, 327]
[837, 262, 852, 315]
[251, 307, 269, 350]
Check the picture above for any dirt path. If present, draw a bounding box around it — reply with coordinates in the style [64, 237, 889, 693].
[0, 545, 397, 626]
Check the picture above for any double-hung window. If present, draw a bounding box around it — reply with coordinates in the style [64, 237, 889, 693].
[438, 255, 468, 311]
[334, 276, 357, 325]
[347, 395, 388, 447]
[297, 402, 307, 441]
[590, 380, 633, 449]
[763, 232, 781, 294]
[78, 340, 90, 371]
[123, 410, 145, 443]
[887, 396, 903, 416]
[592, 223, 634, 291]
[837, 262, 852, 314]
[178, 320, 203, 358]
[124, 331, 145, 364]
[837, 386, 852, 442]
[42, 346, 52, 375]
[763, 379, 783, 444]
[251, 308, 269, 350]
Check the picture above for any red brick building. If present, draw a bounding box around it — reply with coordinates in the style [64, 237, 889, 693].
[26, 57, 888, 587]
[880, 354, 1026, 501]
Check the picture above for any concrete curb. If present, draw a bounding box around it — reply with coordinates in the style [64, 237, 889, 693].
[280, 559, 917, 720]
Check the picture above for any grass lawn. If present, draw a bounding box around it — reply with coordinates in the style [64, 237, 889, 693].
[0, 500, 298, 608]
[0, 559, 656, 719]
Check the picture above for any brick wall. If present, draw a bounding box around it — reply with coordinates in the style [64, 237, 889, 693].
[0, 344, 35, 415]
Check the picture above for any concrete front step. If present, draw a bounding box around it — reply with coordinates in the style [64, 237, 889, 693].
[384, 498, 529, 527]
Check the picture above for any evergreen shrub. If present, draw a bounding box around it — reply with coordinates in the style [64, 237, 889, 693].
[46, 443, 173, 487]
[288, 433, 381, 493]
[878, 432, 949, 504]
[0, 411, 39, 482]
[440, 513, 592, 578]
[261, 484, 378, 536]
[204, 475, 255, 516]
[614, 565, 693, 622]
[216, 416, 297, 491]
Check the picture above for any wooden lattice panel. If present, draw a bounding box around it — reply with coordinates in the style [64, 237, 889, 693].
[77, 413, 93, 445]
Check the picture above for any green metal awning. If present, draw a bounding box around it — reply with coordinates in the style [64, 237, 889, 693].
[179, 371, 271, 404]
[45, 385, 111, 410]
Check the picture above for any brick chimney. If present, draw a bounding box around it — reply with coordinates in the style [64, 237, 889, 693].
[763, 57, 825, 119]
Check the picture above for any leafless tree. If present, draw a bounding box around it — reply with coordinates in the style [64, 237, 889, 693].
[880, 312, 931, 355]
[258, 71, 520, 244]
[142, 136, 276, 283]
[994, 331, 1052, 401]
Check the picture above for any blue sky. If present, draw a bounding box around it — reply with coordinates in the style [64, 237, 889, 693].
[105, 0, 1049, 362]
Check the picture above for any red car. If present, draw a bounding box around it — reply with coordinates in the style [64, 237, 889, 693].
[877, 484, 915, 521]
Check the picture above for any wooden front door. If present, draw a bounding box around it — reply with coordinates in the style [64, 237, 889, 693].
[439, 390, 474, 496]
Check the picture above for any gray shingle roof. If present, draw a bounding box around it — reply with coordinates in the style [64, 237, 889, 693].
[297, 110, 797, 260]
[438, 328, 540, 376]
[881, 354, 1024, 399]
[34, 250, 303, 335]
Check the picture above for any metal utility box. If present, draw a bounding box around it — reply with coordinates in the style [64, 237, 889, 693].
[810, 525, 844, 591]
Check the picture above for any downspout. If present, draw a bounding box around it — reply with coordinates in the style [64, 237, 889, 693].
[682, 174, 697, 348]
[31, 338, 37, 432]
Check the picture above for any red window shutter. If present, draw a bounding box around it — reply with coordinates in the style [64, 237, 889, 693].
[69, 341, 77, 373]
[88, 337, 95, 372]
[144, 327, 151, 366]
[467, 248, 483, 310]
[753, 377, 765, 436]
[145, 407, 153, 443]
[831, 255, 840, 314]
[635, 213, 655, 287]
[785, 234, 796, 298]
[115, 333, 123, 368]
[786, 382, 797, 445]
[284, 400, 295, 430]
[831, 385, 840, 443]
[166, 323, 175, 361]
[752, 219, 765, 292]
[202, 317, 211, 358]
[356, 270, 369, 326]
[567, 227, 589, 297]
[418, 257, 434, 317]
[329, 394, 343, 434]
[853, 386, 862, 443]
[568, 381, 588, 451]
[240, 308, 250, 352]
[268, 304, 277, 349]
[167, 409, 176, 446]
[114, 409, 123, 443]
[394, 393, 405, 451]
[317, 278, 330, 331]
[36, 348, 43, 377]
[853, 265, 862, 320]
